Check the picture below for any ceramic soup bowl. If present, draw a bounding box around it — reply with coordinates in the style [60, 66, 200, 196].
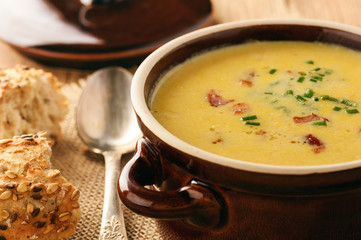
[118, 19, 361, 240]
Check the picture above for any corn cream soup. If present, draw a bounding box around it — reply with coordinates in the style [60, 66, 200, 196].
[151, 41, 361, 166]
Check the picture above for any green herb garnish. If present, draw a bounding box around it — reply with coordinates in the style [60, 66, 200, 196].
[297, 76, 305, 83]
[306, 60, 314, 64]
[312, 121, 327, 126]
[346, 109, 359, 114]
[269, 69, 277, 74]
[341, 99, 357, 107]
[320, 95, 330, 100]
[312, 76, 322, 80]
[320, 95, 338, 102]
[324, 69, 333, 75]
[310, 76, 323, 82]
[333, 106, 341, 111]
[329, 97, 339, 103]
[269, 81, 280, 86]
[313, 97, 319, 102]
[241, 115, 258, 121]
[245, 121, 260, 126]
[285, 90, 294, 95]
[264, 92, 274, 95]
[296, 95, 307, 104]
[304, 88, 314, 98]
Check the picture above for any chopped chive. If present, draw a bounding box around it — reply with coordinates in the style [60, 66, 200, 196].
[320, 95, 338, 102]
[320, 95, 330, 100]
[313, 68, 321, 71]
[264, 92, 274, 95]
[306, 60, 314, 64]
[346, 109, 359, 114]
[329, 97, 339, 103]
[333, 106, 341, 111]
[312, 121, 327, 126]
[313, 76, 322, 80]
[296, 95, 307, 104]
[304, 88, 314, 98]
[297, 76, 305, 83]
[245, 121, 260, 126]
[299, 72, 307, 76]
[283, 108, 291, 114]
[313, 97, 319, 102]
[311, 76, 323, 82]
[341, 99, 357, 107]
[318, 73, 325, 77]
[285, 90, 294, 95]
[324, 69, 333, 75]
[241, 115, 258, 121]
[269, 81, 280, 86]
[269, 69, 277, 74]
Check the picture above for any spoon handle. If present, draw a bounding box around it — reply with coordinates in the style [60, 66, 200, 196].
[99, 151, 128, 240]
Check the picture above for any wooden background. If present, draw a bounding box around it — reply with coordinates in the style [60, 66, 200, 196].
[1, 0, 361, 82]
[212, 0, 361, 25]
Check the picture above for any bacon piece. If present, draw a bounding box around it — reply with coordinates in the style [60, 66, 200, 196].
[212, 138, 223, 144]
[239, 72, 255, 87]
[313, 146, 325, 154]
[305, 134, 325, 153]
[232, 103, 250, 114]
[306, 134, 323, 146]
[293, 113, 329, 123]
[239, 80, 253, 87]
[207, 90, 234, 107]
[256, 130, 266, 135]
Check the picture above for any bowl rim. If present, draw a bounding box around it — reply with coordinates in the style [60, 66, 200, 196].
[131, 18, 361, 175]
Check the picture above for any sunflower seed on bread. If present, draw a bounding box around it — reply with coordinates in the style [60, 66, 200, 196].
[0, 132, 80, 240]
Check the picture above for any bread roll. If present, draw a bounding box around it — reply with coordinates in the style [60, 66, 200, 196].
[0, 132, 80, 240]
[0, 65, 68, 141]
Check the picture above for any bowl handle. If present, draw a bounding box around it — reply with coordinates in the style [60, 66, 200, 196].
[118, 137, 226, 229]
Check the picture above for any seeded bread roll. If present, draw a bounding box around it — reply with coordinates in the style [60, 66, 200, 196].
[0, 65, 68, 141]
[0, 132, 80, 240]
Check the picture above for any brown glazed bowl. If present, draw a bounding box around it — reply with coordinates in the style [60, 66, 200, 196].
[118, 19, 361, 240]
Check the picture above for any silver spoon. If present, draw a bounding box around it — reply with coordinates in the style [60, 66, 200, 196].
[76, 67, 141, 240]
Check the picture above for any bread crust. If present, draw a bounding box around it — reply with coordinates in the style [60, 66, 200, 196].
[0, 132, 80, 240]
[0, 65, 68, 141]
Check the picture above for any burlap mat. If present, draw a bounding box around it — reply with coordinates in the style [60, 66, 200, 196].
[51, 82, 163, 240]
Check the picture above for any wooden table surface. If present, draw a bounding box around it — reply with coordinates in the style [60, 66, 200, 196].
[1, 0, 361, 83]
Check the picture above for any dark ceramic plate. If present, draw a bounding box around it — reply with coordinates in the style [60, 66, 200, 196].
[7, 0, 212, 68]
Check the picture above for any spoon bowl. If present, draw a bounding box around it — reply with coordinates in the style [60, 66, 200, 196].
[77, 67, 140, 152]
[76, 66, 141, 239]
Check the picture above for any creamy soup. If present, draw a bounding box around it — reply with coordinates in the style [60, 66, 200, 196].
[151, 41, 361, 166]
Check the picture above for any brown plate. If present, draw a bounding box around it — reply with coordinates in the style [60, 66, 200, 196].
[7, 0, 213, 68]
